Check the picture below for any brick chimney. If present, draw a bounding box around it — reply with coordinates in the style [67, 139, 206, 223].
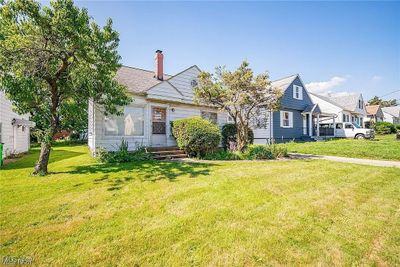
[155, 50, 163, 80]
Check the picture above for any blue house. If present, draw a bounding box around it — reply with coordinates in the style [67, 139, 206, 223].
[253, 74, 331, 144]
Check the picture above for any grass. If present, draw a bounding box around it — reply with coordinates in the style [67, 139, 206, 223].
[1, 145, 400, 266]
[285, 134, 400, 161]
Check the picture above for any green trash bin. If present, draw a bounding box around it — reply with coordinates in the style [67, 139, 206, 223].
[0, 143, 3, 167]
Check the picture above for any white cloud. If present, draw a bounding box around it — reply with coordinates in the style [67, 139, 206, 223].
[306, 76, 347, 94]
[372, 75, 382, 82]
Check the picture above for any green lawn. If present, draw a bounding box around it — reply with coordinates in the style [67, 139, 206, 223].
[1, 145, 400, 266]
[285, 134, 400, 161]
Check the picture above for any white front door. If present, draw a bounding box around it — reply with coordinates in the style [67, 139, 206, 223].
[151, 107, 167, 147]
[303, 115, 307, 135]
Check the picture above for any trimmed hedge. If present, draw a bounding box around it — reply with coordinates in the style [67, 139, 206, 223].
[374, 122, 396, 134]
[172, 117, 221, 157]
[221, 123, 254, 150]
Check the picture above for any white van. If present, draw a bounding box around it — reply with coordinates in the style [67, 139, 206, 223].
[335, 122, 374, 139]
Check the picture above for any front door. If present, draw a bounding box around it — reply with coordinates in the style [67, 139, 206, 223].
[151, 107, 167, 147]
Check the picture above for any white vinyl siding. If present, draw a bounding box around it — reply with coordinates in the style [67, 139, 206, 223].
[293, 85, 303, 100]
[280, 111, 293, 128]
[201, 111, 217, 124]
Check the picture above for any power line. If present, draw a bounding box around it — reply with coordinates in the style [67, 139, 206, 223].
[378, 90, 400, 98]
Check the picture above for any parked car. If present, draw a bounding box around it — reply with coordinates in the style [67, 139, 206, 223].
[335, 122, 374, 139]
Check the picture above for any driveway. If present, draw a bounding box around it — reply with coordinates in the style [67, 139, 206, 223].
[289, 153, 400, 168]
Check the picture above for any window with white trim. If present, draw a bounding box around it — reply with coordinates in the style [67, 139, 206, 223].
[293, 85, 303, 100]
[201, 111, 218, 124]
[104, 106, 144, 136]
[280, 111, 293, 128]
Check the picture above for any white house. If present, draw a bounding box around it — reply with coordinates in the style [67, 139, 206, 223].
[309, 93, 367, 127]
[0, 91, 35, 158]
[382, 106, 400, 124]
[88, 50, 228, 153]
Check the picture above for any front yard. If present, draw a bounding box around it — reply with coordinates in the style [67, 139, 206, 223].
[286, 134, 400, 161]
[1, 145, 400, 266]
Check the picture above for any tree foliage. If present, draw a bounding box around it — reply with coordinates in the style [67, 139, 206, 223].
[194, 61, 281, 151]
[368, 96, 398, 107]
[0, 0, 131, 174]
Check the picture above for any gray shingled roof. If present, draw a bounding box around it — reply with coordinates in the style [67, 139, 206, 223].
[116, 66, 171, 94]
[330, 94, 360, 111]
[271, 74, 298, 91]
[309, 92, 348, 110]
[382, 106, 400, 117]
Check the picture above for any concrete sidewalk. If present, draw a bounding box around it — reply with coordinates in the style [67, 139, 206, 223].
[289, 153, 400, 168]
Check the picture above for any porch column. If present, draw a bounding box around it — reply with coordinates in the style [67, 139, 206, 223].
[308, 113, 313, 137]
[317, 114, 320, 137]
[332, 115, 336, 137]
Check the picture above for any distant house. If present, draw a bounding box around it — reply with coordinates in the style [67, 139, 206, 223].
[0, 91, 35, 158]
[309, 93, 367, 127]
[382, 106, 400, 124]
[365, 105, 384, 127]
[252, 74, 335, 143]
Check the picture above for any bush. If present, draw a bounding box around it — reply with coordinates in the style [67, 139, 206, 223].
[96, 140, 153, 163]
[172, 117, 221, 157]
[245, 145, 274, 159]
[200, 149, 244, 160]
[374, 122, 396, 134]
[395, 124, 400, 132]
[221, 123, 254, 150]
[201, 144, 287, 160]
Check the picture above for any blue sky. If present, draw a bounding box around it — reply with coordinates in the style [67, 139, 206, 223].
[73, 1, 399, 101]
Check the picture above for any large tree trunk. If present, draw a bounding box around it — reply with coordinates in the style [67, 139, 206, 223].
[33, 142, 52, 175]
[236, 123, 249, 152]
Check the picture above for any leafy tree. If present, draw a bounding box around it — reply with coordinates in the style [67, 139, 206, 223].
[368, 96, 398, 107]
[195, 61, 282, 151]
[0, 0, 131, 174]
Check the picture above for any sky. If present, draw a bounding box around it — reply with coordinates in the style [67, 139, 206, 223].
[72, 1, 400, 101]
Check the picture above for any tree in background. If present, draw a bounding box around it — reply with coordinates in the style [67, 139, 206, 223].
[195, 61, 281, 151]
[368, 96, 398, 107]
[0, 0, 131, 174]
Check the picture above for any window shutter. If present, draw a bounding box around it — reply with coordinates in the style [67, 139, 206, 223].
[299, 87, 303, 100]
[280, 111, 283, 127]
[293, 86, 296, 99]
[289, 112, 293, 128]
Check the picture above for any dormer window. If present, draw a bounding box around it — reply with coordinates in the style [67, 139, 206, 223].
[358, 99, 363, 109]
[293, 85, 303, 100]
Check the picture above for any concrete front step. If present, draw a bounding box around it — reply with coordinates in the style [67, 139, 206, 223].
[147, 146, 180, 152]
[150, 150, 185, 155]
[146, 146, 188, 160]
[153, 154, 188, 160]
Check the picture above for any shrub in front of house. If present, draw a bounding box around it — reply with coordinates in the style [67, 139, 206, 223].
[200, 149, 244, 160]
[221, 123, 254, 150]
[374, 122, 396, 134]
[201, 144, 287, 160]
[96, 140, 153, 163]
[172, 117, 221, 157]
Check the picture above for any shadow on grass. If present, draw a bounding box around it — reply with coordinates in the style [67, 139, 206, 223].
[65, 160, 217, 191]
[1, 149, 85, 170]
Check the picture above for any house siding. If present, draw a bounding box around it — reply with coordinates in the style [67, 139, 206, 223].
[273, 109, 304, 142]
[0, 91, 31, 157]
[270, 76, 314, 142]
